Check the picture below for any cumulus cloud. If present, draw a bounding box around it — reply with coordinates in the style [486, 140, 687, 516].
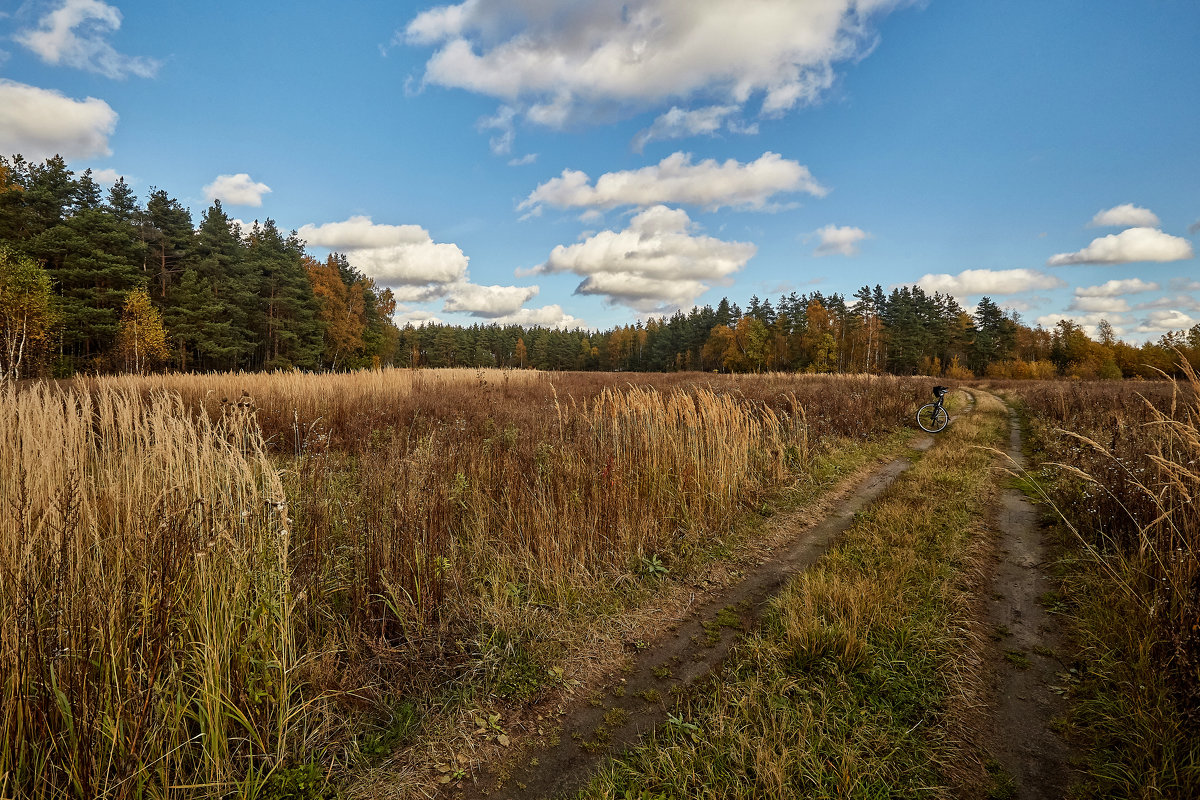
[0, 79, 117, 160]
[490, 304, 586, 329]
[1069, 296, 1130, 314]
[1136, 309, 1199, 333]
[528, 205, 756, 312]
[88, 167, 123, 185]
[203, 173, 272, 207]
[520, 151, 825, 215]
[913, 268, 1066, 296]
[811, 224, 870, 257]
[1135, 294, 1200, 312]
[632, 105, 751, 153]
[394, 308, 445, 327]
[1047, 227, 1193, 266]
[297, 216, 470, 295]
[1074, 278, 1159, 297]
[442, 282, 539, 316]
[1169, 277, 1200, 292]
[405, 0, 906, 130]
[15, 0, 159, 79]
[1088, 203, 1161, 228]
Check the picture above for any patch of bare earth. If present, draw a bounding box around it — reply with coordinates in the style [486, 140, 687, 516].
[432, 434, 934, 800]
[967, 402, 1075, 799]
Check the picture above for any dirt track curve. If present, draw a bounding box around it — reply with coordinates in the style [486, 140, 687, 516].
[445, 430, 939, 800]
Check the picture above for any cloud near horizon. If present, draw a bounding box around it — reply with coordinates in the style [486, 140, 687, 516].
[1048, 227, 1193, 266]
[0, 79, 117, 160]
[520, 151, 825, 215]
[16, 0, 159, 79]
[1074, 277, 1159, 297]
[203, 173, 272, 207]
[913, 268, 1066, 296]
[441, 282, 538, 316]
[527, 205, 756, 313]
[298, 216, 470, 299]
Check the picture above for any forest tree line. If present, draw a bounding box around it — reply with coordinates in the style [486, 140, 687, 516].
[2, 154, 1197, 382]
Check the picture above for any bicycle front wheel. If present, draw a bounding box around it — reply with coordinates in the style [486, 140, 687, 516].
[917, 403, 949, 433]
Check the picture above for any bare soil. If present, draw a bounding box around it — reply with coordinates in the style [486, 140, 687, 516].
[974, 404, 1075, 799]
[442, 434, 935, 800]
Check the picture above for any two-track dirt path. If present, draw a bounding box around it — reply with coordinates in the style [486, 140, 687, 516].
[436, 392, 1073, 800]
[445, 431, 937, 800]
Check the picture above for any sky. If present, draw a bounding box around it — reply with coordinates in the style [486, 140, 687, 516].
[1, 0, 1198, 341]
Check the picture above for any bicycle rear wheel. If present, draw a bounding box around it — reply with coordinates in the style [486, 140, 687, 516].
[917, 403, 949, 433]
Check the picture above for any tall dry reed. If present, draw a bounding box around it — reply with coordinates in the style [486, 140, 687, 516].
[0, 383, 326, 799]
[1004, 368, 1199, 709]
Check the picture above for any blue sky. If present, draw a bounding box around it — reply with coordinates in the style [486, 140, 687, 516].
[1, 0, 1197, 340]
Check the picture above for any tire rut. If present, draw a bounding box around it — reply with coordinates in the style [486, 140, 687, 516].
[447, 432, 939, 800]
[978, 401, 1074, 799]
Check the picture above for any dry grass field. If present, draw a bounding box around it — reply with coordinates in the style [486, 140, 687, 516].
[1, 368, 926, 799]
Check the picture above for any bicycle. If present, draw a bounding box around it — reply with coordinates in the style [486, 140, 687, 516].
[917, 385, 950, 433]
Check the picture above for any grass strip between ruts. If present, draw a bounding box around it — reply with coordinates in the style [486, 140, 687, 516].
[576, 391, 1008, 800]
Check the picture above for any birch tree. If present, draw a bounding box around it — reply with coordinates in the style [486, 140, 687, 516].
[0, 245, 56, 383]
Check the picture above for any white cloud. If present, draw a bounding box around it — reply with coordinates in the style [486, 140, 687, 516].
[15, 0, 159, 79]
[0, 79, 116, 160]
[1168, 277, 1200, 292]
[88, 167, 123, 185]
[1047, 227, 1194, 266]
[442, 282, 539, 316]
[632, 105, 744, 153]
[1074, 278, 1159, 297]
[811, 224, 870, 257]
[394, 308, 445, 327]
[405, 0, 906, 129]
[1088, 203, 1161, 228]
[298, 215, 470, 294]
[1136, 309, 1199, 333]
[508, 153, 537, 166]
[520, 151, 825, 215]
[479, 104, 516, 155]
[490, 304, 586, 329]
[913, 268, 1066, 296]
[999, 298, 1040, 313]
[528, 205, 756, 312]
[203, 173, 272, 207]
[1135, 294, 1200, 312]
[1069, 296, 1130, 313]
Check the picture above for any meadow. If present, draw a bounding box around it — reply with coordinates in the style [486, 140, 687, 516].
[0, 368, 925, 799]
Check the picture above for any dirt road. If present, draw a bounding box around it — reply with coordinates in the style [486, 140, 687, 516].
[448, 435, 935, 799]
